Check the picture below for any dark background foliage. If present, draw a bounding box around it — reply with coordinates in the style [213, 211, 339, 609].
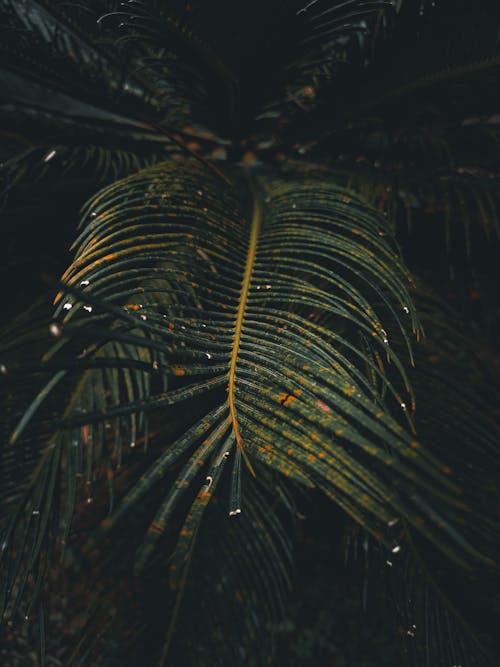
[1, 1, 500, 666]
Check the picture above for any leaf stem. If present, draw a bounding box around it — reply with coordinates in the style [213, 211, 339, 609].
[227, 172, 262, 476]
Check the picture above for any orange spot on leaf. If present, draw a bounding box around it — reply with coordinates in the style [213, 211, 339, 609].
[279, 393, 296, 406]
[149, 523, 164, 535]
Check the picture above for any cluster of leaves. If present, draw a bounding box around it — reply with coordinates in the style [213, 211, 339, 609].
[1, 1, 500, 665]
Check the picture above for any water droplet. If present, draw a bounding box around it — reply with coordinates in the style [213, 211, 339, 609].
[392, 545, 401, 554]
[197, 190, 203, 196]
[292, 203, 296, 209]
[90, 211, 97, 219]
[386, 560, 393, 567]
[229, 508, 242, 516]
[152, 360, 159, 370]
[130, 441, 136, 448]
[205, 352, 213, 359]
[32, 510, 40, 516]
[83, 305, 93, 313]
[140, 314, 147, 320]
[403, 306, 410, 314]
[400, 402, 407, 410]
[257, 284, 272, 290]
[86, 497, 93, 504]
[222, 451, 230, 459]
[406, 625, 416, 638]
[205, 476, 213, 488]
[1, 541, 7, 551]
[0, 364, 7, 375]
[43, 149, 57, 162]
[49, 323, 62, 337]
[342, 196, 351, 204]
[24, 615, 29, 621]
[388, 518, 399, 527]
[80, 280, 90, 287]
[381, 328, 389, 344]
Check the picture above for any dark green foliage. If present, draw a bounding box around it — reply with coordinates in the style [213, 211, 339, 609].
[1, 1, 500, 665]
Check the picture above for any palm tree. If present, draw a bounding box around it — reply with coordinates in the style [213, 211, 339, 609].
[1, 1, 500, 664]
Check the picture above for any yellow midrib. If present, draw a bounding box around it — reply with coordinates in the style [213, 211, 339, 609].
[228, 179, 262, 458]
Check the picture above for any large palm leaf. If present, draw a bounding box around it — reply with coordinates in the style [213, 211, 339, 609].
[1, 156, 495, 663]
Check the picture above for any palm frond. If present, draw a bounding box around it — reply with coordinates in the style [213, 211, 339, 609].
[379, 284, 500, 666]
[1, 156, 492, 650]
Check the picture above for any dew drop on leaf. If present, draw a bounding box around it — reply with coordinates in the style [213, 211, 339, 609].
[43, 149, 56, 162]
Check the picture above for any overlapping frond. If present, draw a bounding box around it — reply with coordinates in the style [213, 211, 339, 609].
[1, 158, 492, 655]
[372, 284, 500, 666]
